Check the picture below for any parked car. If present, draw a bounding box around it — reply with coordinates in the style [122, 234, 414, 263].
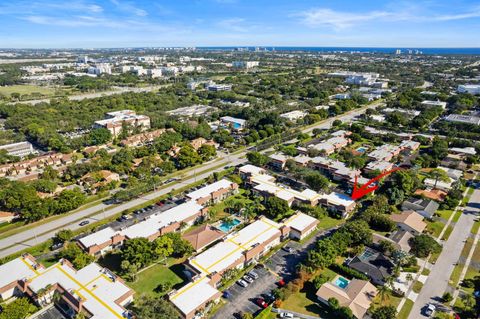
[243, 275, 254, 283]
[237, 279, 248, 288]
[263, 292, 275, 304]
[79, 220, 90, 226]
[255, 298, 268, 309]
[279, 313, 294, 318]
[278, 279, 286, 287]
[51, 242, 63, 250]
[425, 304, 436, 317]
[223, 291, 232, 299]
[248, 270, 259, 279]
[282, 246, 293, 253]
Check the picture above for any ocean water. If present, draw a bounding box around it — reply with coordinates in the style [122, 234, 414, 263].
[198, 46, 480, 55]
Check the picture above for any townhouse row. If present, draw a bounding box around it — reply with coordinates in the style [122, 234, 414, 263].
[169, 212, 319, 319]
[0, 254, 134, 319]
[77, 179, 239, 256]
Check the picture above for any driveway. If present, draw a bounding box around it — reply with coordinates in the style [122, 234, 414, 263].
[408, 188, 480, 318]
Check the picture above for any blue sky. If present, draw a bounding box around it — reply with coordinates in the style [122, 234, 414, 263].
[1, 0, 480, 48]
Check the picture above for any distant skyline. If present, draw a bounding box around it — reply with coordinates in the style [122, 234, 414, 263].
[1, 0, 480, 48]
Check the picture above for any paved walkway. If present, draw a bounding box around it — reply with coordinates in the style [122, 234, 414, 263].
[408, 188, 480, 319]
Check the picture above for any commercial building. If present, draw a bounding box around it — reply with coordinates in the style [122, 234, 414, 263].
[0, 254, 133, 319]
[167, 105, 217, 117]
[207, 83, 232, 91]
[0, 141, 35, 158]
[93, 110, 151, 137]
[169, 217, 285, 319]
[316, 275, 378, 319]
[280, 110, 308, 121]
[457, 84, 480, 95]
[421, 100, 447, 109]
[445, 114, 480, 126]
[232, 61, 259, 69]
[87, 63, 112, 75]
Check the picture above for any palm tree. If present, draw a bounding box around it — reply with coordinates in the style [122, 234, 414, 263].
[378, 284, 390, 302]
[406, 273, 414, 284]
[428, 168, 450, 189]
[243, 205, 257, 222]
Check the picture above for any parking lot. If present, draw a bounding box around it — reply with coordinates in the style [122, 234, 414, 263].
[212, 228, 337, 319]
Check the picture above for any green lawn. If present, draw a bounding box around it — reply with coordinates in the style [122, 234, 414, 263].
[0, 84, 55, 97]
[426, 220, 445, 238]
[282, 282, 337, 319]
[397, 299, 414, 319]
[436, 209, 454, 221]
[317, 216, 345, 230]
[412, 280, 423, 293]
[128, 261, 185, 297]
[452, 210, 463, 223]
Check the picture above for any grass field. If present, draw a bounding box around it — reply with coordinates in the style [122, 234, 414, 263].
[397, 299, 414, 319]
[0, 84, 55, 97]
[127, 261, 185, 297]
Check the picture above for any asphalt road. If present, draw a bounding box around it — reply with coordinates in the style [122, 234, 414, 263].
[408, 187, 480, 319]
[0, 101, 382, 259]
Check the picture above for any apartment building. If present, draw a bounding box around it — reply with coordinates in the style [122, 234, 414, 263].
[283, 212, 319, 240]
[169, 217, 285, 319]
[219, 116, 246, 131]
[185, 179, 239, 206]
[93, 110, 151, 137]
[457, 84, 480, 95]
[78, 201, 207, 255]
[119, 128, 174, 147]
[0, 254, 133, 319]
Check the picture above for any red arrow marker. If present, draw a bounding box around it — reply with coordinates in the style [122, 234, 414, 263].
[351, 167, 401, 200]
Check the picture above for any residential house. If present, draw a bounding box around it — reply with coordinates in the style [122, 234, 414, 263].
[401, 198, 439, 219]
[390, 210, 427, 235]
[316, 276, 378, 319]
[346, 248, 394, 285]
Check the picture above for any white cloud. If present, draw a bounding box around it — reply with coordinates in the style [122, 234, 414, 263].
[296, 5, 480, 29]
[217, 18, 248, 32]
[110, 0, 147, 17]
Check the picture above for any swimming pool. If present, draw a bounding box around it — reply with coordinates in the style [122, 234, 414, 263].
[356, 146, 368, 153]
[218, 218, 241, 232]
[334, 277, 350, 289]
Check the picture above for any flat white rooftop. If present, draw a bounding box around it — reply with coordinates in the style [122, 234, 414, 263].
[186, 179, 234, 201]
[0, 256, 131, 319]
[169, 276, 219, 317]
[284, 212, 319, 233]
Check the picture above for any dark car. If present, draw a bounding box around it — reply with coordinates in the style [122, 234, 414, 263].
[256, 298, 268, 309]
[79, 220, 90, 226]
[223, 291, 232, 299]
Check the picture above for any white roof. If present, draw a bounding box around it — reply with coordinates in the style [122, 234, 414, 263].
[321, 192, 355, 207]
[366, 160, 393, 171]
[190, 217, 281, 275]
[0, 257, 37, 289]
[424, 178, 453, 190]
[239, 164, 266, 176]
[1, 257, 131, 319]
[284, 212, 319, 232]
[220, 116, 246, 125]
[252, 174, 320, 202]
[170, 276, 220, 316]
[438, 166, 463, 180]
[186, 179, 234, 201]
[311, 142, 335, 152]
[269, 153, 289, 162]
[450, 147, 477, 155]
[122, 201, 203, 239]
[79, 227, 119, 248]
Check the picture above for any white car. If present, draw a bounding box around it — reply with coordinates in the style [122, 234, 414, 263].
[425, 304, 436, 317]
[243, 275, 254, 283]
[279, 313, 294, 318]
[237, 279, 248, 288]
